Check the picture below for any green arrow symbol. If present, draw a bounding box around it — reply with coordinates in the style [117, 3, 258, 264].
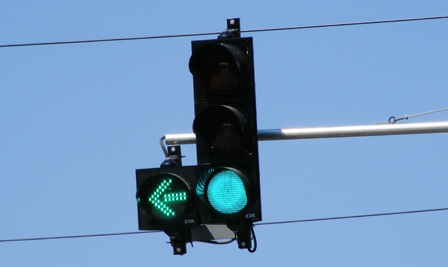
[148, 179, 187, 217]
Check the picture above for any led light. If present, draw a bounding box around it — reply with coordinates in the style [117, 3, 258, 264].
[207, 169, 247, 214]
[138, 175, 190, 220]
[197, 168, 248, 215]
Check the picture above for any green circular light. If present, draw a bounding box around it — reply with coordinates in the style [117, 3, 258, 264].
[197, 168, 248, 215]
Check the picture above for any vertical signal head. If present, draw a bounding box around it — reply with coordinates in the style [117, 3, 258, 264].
[190, 37, 261, 224]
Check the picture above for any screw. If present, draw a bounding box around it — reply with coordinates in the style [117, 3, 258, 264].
[229, 19, 235, 25]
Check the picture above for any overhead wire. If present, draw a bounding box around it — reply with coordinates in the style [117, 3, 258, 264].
[0, 231, 159, 243]
[243, 15, 448, 34]
[1, 15, 448, 48]
[1, 207, 447, 243]
[255, 207, 448, 226]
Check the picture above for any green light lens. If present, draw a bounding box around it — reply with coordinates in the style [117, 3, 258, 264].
[138, 175, 189, 221]
[149, 179, 176, 217]
[207, 169, 248, 214]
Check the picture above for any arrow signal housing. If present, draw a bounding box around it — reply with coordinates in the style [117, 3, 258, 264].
[136, 166, 199, 230]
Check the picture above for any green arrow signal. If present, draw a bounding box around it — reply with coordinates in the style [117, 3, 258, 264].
[148, 179, 187, 217]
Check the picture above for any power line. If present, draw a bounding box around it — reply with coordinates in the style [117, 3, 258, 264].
[1, 15, 447, 48]
[0, 231, 159, 243]
[0, 31, 220, 48]
[255, 207, 448, 226]
[1, 207, 447, 243]
[243, 15, 448, 34]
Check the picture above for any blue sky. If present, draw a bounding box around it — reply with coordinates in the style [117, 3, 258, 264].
[1, 1, 448, 266]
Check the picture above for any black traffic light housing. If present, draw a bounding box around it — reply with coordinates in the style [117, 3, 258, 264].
[189, 34, 261, 224]
[135, 18, 261, 255]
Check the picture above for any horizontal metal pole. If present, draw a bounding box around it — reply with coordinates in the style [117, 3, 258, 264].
[165, 121, 448, 145]
[165, 133, 197, 145]
[258, 121, 448, 140]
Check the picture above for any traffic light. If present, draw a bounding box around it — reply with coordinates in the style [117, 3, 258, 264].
[189, 34, 261, 224]
[136, 165, 199, 230]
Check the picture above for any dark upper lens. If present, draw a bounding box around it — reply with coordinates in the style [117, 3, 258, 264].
[190, 44, 242, 94]
[194, 106, 245, 154]
[208, 61, 239, 92]
[204, 109, 243, 153]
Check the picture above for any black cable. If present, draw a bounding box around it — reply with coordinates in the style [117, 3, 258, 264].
[0, 231, 159, 243]
[0, 31, 221, 48]
[255, 207, 448, 226]
[1, 15, 447, 48]
[198, 239, 236, 245]
[1, 207, 447, 244]
[248, 224, 257, 253]
[243, 15, 448, 34]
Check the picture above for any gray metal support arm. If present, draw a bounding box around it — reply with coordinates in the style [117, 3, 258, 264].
[165, 121, 448, 145]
